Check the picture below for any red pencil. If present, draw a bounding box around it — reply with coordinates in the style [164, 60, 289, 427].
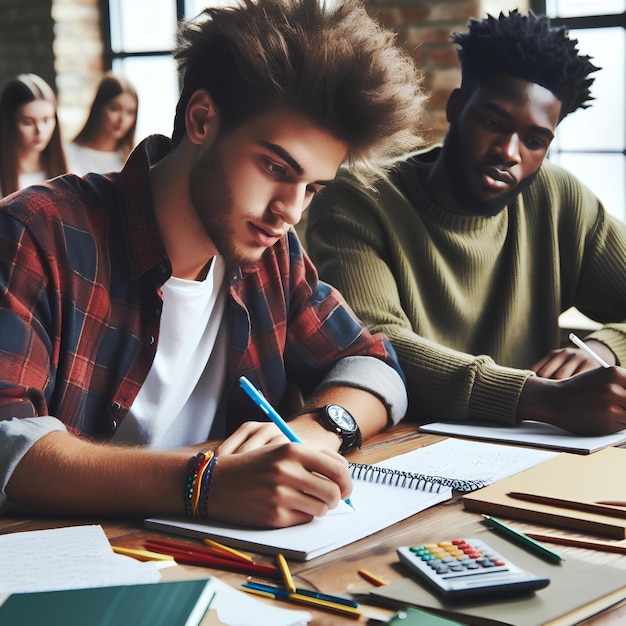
[144, 537, 279, 578]
[146, 536, 252, 563]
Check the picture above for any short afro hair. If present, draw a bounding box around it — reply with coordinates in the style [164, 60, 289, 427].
[453, 10, 599, 119]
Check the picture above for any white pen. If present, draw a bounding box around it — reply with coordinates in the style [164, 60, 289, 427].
[568, 332, 611, 368]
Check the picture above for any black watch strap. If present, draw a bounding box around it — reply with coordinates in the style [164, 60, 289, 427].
[302, 405, 362, 453]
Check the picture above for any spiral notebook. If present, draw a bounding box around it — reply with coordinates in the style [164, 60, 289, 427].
[145, 440, 553, 560]
[146, 447, 454, 561]
[348, 438, 556, 493]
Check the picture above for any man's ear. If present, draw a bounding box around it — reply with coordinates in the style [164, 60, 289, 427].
[446, 88, 466, 124]
[185, 89, 219, 146]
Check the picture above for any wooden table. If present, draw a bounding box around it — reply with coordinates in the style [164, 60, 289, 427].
[2, 424, 626, 625]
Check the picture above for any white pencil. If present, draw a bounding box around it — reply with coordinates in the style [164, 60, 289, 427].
[568, 332, 611, 368]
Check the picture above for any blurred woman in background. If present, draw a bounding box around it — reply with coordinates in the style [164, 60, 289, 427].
[65, 72, 138, 175]
[0, 73, 67, 197]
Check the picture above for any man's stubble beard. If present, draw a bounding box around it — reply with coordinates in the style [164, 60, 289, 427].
[188, 143, 259, 267]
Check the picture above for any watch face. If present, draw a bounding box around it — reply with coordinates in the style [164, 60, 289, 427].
[327, 405, 357, 431]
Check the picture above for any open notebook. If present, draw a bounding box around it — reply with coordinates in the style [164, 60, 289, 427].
[146, 440, 556, 560]
[146, 448, 453, 561]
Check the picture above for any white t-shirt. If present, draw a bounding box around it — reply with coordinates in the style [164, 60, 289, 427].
[65, 142, 125, 176]
[19, 171, 47, 189]
[1, 171, 47, 198]
[113, 256, 229, 448]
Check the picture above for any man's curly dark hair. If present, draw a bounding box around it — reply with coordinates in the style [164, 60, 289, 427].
[453, 10, 599, 119]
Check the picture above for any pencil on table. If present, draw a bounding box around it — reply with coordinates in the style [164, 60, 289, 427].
[358, 568, 387, 586]
[111, 545, 175, 562]
[277, 553, 297, 593]
[203, 538, 254, 563]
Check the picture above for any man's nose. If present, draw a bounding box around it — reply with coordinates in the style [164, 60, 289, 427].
[270, 184, 306, 226]
[497, 133, 521, 164]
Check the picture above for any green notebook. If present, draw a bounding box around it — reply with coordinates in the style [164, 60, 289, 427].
[0, 579, 216, 626]
[389, 606, 468, 625]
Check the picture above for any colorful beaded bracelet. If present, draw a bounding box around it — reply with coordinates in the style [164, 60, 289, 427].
[196, 453, 219, 518]
[184, 450, 214, 518]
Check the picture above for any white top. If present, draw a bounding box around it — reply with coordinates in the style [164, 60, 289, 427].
[65, 142, 126, 176]
[0, 171, 47, 198]
[113, 256, 229, 448]
[19, 171, 47, 189]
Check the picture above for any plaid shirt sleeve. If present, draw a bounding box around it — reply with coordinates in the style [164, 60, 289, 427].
[224, 229, 406, 434]
[0, 175, 158, 437]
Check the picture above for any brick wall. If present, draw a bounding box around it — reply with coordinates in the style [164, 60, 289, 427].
[0, 0, 103, 145]
[52, 0, 104, 140]
[0, 0, 56, 92]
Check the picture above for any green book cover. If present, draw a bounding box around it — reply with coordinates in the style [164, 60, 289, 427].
[389, 606, 468, 625]
[0, 579, 216, 626]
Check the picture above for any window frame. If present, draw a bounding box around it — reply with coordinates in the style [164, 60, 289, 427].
[100, 0, 185, 69]
[530, 2, 626, 220]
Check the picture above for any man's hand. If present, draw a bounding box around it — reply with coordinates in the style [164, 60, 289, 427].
[215, 421, 289, 455]
[214, 414, 341, 456]
[518, 366, 626, 435]
[532, 340, 617, 379]
[205, 443, 352, 528]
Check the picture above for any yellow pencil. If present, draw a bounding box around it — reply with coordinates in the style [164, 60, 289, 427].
[242, 587, 277, 600]
[242, 584, 362, 619]
[111, 545, 175, 562]
[277, 553, 296, 593]
[203, 538, 254, 563]
[289, 592, 362, 618]
[357, 568, 387, 587]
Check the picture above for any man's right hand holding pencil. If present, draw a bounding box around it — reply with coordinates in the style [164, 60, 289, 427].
[205, 442, 353, 529]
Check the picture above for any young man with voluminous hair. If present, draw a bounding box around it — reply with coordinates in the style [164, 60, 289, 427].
[0, 0, 426, 528]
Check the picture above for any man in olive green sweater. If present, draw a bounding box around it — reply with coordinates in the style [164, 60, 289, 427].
[307, 10, 626, 436]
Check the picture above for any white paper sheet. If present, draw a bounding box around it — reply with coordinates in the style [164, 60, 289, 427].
[419, 420, 626, 454]
[375, 437, 557, 486]
[0, 525, 160, 594]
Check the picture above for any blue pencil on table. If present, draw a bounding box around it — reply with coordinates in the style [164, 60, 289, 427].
[239, 376, 355, 510]
[242, 580, 359, 608]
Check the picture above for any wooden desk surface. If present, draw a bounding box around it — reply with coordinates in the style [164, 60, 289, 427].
[2, 424, 626, 625]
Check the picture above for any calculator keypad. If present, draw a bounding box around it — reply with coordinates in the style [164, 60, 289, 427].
[397, 537, 550, 600]
[410, 538, 508, 579]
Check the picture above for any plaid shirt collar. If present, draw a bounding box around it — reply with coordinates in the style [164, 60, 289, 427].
[120, 135, 172, 282]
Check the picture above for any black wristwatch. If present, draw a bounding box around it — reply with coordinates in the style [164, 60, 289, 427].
[312, 404, 362, 453]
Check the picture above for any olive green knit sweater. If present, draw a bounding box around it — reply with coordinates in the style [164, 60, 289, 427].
[307, 149, 626, 425]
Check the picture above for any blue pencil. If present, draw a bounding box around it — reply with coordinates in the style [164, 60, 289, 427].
[239, 376, 355, 509]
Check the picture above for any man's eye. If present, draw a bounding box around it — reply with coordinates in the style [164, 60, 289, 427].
[524, 137, 546, 151]
[482, 117, 500, 130]
[264, 159, 286, 177]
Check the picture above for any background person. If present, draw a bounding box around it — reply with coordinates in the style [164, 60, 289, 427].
[0, 73, 67, 197]
[307, 10, 626, 437]
[65, 72, 138, 175]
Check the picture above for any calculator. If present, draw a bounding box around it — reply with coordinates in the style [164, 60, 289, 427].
[397, 538, 550, 601]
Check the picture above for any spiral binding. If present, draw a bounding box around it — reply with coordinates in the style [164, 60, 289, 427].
[348, 462, 488, 493]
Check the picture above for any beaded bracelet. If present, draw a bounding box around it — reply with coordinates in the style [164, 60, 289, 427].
[196, 453, 219, 519]
[184, 450, 214, 518]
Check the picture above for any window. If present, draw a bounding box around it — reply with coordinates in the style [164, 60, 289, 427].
[104, 0, 235, 141]
[532, 1, 626, 221]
